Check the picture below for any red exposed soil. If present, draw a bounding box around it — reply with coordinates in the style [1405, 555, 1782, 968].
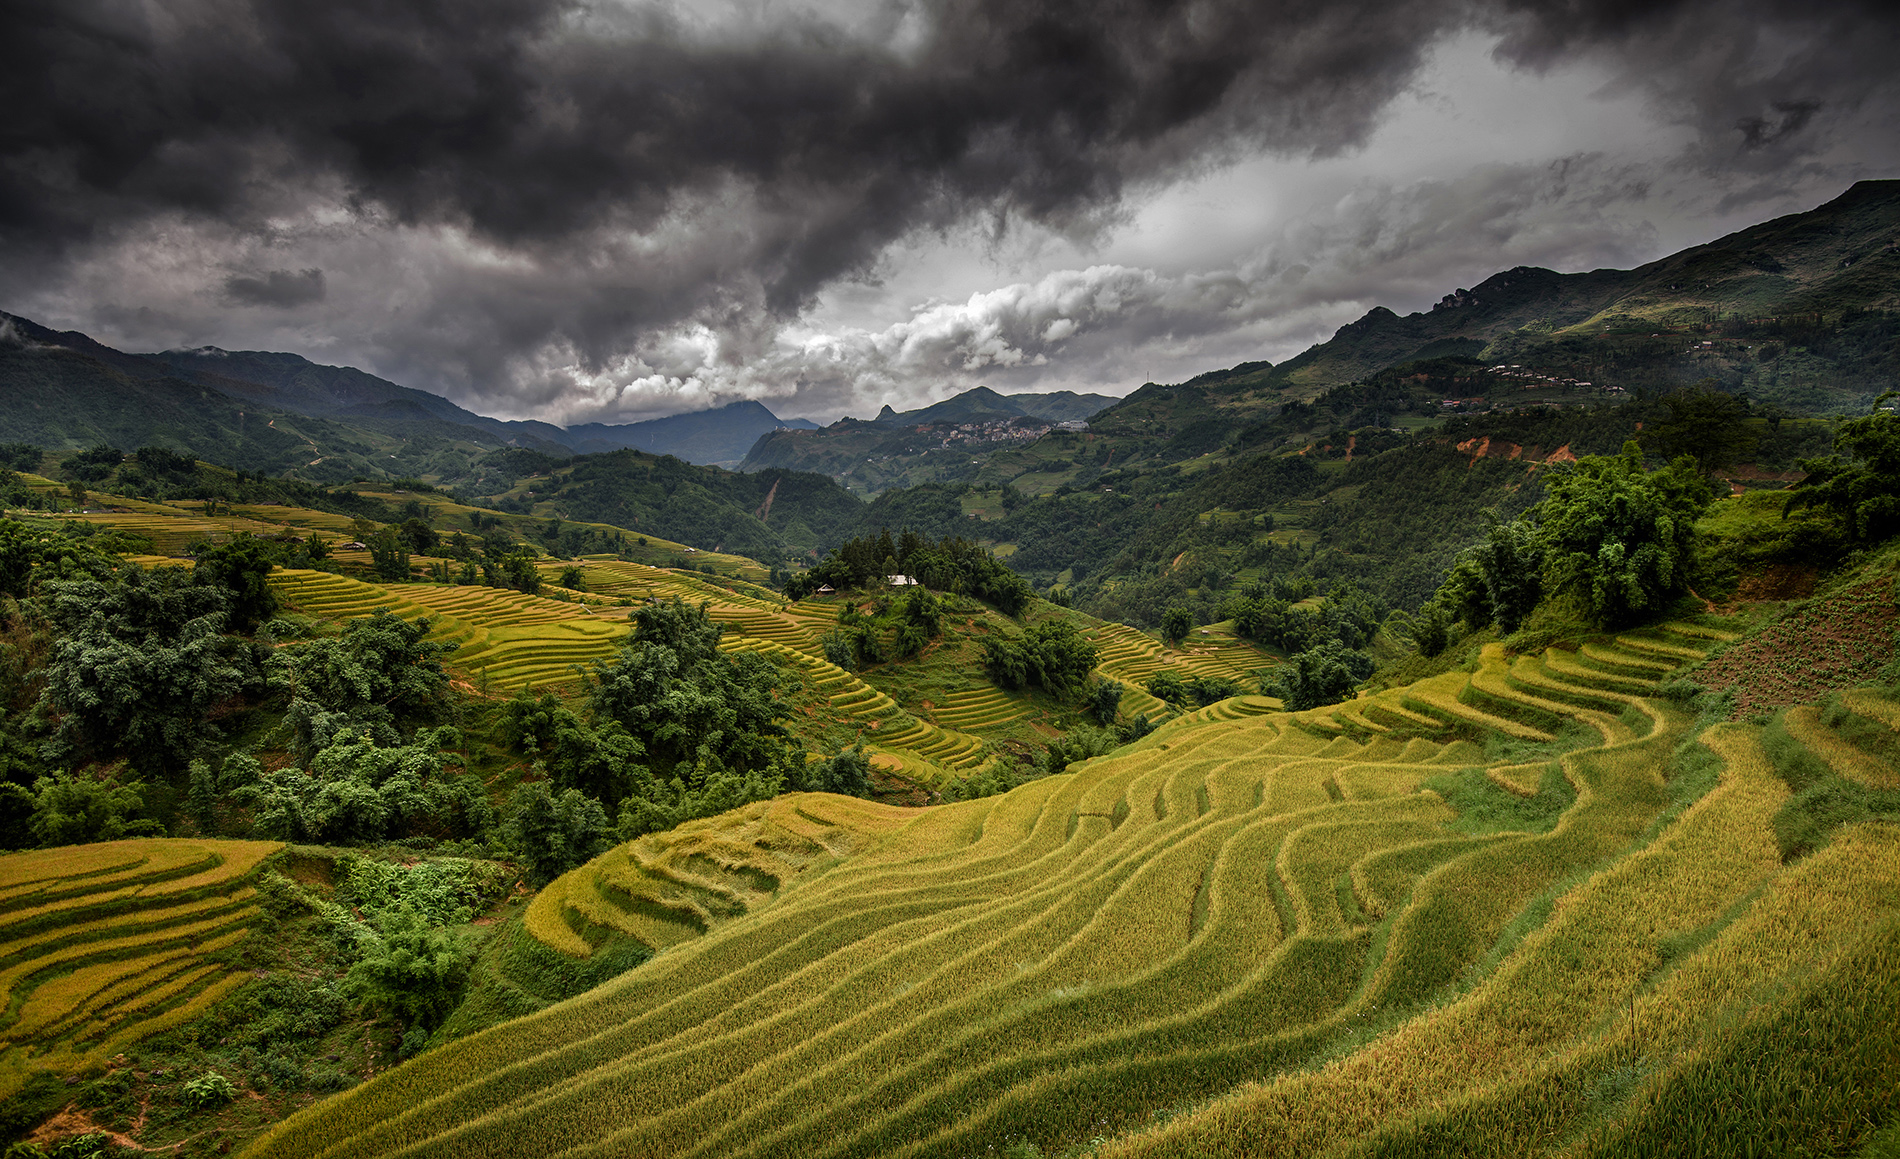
[1736, 565, 1820, 602]
[1695, 575, 1897, 717]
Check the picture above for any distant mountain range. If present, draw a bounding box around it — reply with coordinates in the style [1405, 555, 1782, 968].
[868, 386, 1117, 427]
[0, 315, 826, 472]
[566, 401, 819, 463]
[0, 313, 1115, 476]
[4, 179, 1895, 499]
[1258, 178, 1900, 397]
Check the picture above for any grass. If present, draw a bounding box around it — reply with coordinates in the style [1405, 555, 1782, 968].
[248, 615, 1900, 1159]
[12, 559, 1851, 1159]
[0, 839, 279, 1101]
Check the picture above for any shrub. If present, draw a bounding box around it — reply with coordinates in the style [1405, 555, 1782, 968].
[182, 1072, 238, 1110]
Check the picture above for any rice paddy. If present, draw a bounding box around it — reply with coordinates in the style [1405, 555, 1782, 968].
[0, 839, 279, 1100]
[246, 611, 1900, 1158]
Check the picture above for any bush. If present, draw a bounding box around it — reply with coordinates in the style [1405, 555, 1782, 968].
[343, 904, 475, 1033]
[800, 746, 872, 797]
[1084, 678, 1124, 725]
[1144, 672, 1239, 708]
[182, 1071, 238, 1110]
[28, 769, 160, 846]
[820, 631, 856, 671]
[982, 620, 1099, 699]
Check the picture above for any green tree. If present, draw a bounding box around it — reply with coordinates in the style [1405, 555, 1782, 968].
[587, 598, 797, 782]
[281, 610, 456, 755]
[1538, 442, 1714, 628]
[1643, 382, 1759, 473]
[493, 549, 542, 594]
[981, 619, 1099, 699]
[1160, 605, 1193, 644]
[0, 781, 34, 849]
[343, 903, 474, 1034]
[28, 770, 161, 845]
[1471, 515, 1544, 634]
[1272, 640, 1374, 711]
[1084, 678, 1124, 725]
[799, 746, 872, 796]
[499, 690, 650, 807]
[1784, 392, 1900, 542]
[505, 781, 614, 886]
[193, 533, 280, 634]
[39, 569, 262, 774]
[1145, 671, 1240, 708]
[369, 528, 411, 581]
[244, 727, 490, 844]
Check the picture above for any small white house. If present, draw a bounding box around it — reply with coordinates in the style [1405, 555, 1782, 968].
[887, 574, 920, 587]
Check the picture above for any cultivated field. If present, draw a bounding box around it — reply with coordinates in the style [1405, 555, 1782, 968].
[0, 839, 280, 1100]
[245, 620, 1900, 1157]
[273, 569, 636, 694]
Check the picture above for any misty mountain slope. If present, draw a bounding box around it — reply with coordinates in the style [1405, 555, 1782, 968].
[1269, 178, 1900, 392]
[0, 339, 394, 477]
[565, 400, 818, 463]
[0, 313, 821, 473]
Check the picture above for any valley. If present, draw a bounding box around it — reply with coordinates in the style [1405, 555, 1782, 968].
[1, 181, 1898, 1157]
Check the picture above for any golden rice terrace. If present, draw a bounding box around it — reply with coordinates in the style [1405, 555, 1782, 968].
[249, 623, 1900, 1158]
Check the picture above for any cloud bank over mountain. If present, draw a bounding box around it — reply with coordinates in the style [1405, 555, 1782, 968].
[3, 0, 1895, 423]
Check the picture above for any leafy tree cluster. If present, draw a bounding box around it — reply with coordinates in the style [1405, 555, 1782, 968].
[1271, 640, 1377, 711]
[1419, 441, 1717, 645]
[0, 518, 127, 599]
[1, 548, 477, 849]
[819, 588, 948, 669]
[241, 730, 492, 845]
[292, 854, 512, 1049]
[493, 599, 824, 883]
[981, 618, 1099, 699]
[1784, 392, 1900, 542]
[1224, 577, 1390, 656]
[789, 529, 1032, 614]
[1538, 443, 1715, 628]
[38, 567, 273, 775]
[1144, 671, 1241, 708]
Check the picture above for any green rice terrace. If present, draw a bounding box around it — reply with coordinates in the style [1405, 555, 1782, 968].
[243, 618, 1900, 1159]
[0, 840, 280, 1101]
[260, 551, 1278, 788]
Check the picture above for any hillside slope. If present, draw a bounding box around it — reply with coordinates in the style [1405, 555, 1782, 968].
[245, 614, 1900, 1158]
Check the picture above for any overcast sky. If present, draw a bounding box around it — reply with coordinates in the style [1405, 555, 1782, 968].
[4, 0, 1897, 426]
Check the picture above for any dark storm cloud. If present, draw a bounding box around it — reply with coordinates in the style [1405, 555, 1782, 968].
[1486, 0, 1899, 163]
[222, 267, 326, 308]
[1, 0, 1895, 408]
[0, 0, 1446, 325]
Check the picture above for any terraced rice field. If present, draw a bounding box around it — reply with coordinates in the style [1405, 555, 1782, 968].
[924, 686, 1030, 731]
[720, 639, 991, 775]
[272, 569, 636, 693]
[525, 795, 917, 957]
[251, 618, 1900, 1158]
[74, 505, 298, 555]
[0, 839, 280, 1099]
[1083, 621, 1273, 719]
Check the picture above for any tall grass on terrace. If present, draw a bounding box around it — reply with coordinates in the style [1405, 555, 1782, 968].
[251, 634, 1849, 1159]
[1092, 721, 1844, 1159]
[0, 839, 279, 1099]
